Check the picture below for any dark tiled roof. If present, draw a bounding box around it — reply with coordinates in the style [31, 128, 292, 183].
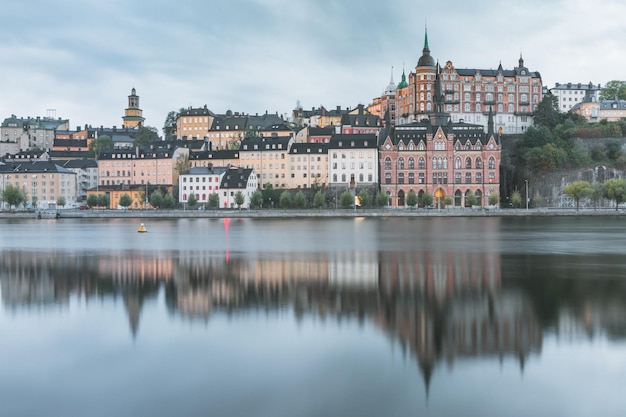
[290, 143, 328, 154]
[61, 159, 98, 169]
[240, 136, 292, 151]
[220, 167, 254, 189]
[178, 106, 215, 117]
[328, 134, 378, 149]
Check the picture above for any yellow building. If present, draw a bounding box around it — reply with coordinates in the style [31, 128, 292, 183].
[286, 143, 329, 189]
[122, 88, 145, 129]
[87, 185, 150, 209]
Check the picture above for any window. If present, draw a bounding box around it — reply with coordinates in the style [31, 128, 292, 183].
[408, 157, 415, 169]
[418, 157, 425, 169]
[418, 173, 424, 184]
[397, 158, 405, 170]
[455, 172, 461, 184]
[465, 173, 472, 184]
[398, 173, 405, 184]
[385, 172, 391, 184]
[465, 157, 472, 169]
[489, 157, 496, 169]
[476, 172, 482, 183]
[408, 173, 415, 184]
[455, 157, 461, 169]
[476, 157, 482, 169]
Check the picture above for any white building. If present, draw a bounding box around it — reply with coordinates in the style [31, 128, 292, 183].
[549, 82, 601, 112]
[328, 134, 379, 189]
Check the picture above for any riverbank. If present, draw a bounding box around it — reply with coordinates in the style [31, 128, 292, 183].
[2, 207, 626, 219]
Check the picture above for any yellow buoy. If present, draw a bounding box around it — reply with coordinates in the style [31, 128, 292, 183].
[138, 223, 147, 233]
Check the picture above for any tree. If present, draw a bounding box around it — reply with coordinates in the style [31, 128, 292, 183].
[163, 110, 181, 140]
[563, 180, 591, 211]
[420, 191, 433, 207]
[87, 194, 98, 208]
[262, 184, 276, 208]
[134, 126, 160, 147]
[313, 190, 326, 208]
[1, 184, 25, 209]
[279, 190, 292, 208]
[97, 193, 110, 209]
[511, 190, 522, 208]
[163, 193, 176, 209]
[488, 193, 500, 206]
[600, 80, 626, 101]
[208, 193, 220, 209]
[149, 190, 164, 209]
[186, 193, 198, 208]
[89, 135, 114, 158]
[602, 178, 626, 211]
[376, 192, 389, 207]
[532, 192, 543, 208]
[119, 193, 132, 209]
[533, 94, 562, 130]
[174, 153, 191, 175]
[406, 190, 418, 207]
[357, 189, 371, 208]
[589, 182, 603, 210]
[339, 190, 353, 209]
[56, 196, 66, 208]
[250, 190, 263, 209]
[465, 192, 477, 207]
[293, 190, 306, 209]
[234, 191, 245, 209]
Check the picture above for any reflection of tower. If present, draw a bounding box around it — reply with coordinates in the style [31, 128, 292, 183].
[122, 88, 145, 129]
[123, 291, 143, 339]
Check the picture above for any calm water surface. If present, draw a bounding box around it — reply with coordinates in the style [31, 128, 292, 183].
[1, 217, 626, 417]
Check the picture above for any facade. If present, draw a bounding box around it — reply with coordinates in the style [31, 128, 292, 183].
[571, 97, 626, 122]
[292, 105, 349, 128]
[286, 143, 329, 189]
[61, 159, 98, 202]
[549, 82, 601, 112]
[179, 166, 228, 205]
[0, 161, 77, 209]
[328, 134, 379, 189]
[86, 184, 150, 209]
[379, 110, 501, 208]
[394, 30, 542, 134]
[189, 149, 240, 169]
[122, 88, 145, 129]
[368, 68, 401, 125]
[341, 105, 382, 134]
[1, 114, 70, 153]
[176, 106, 215, 141]
[239, 136, 293, 189]
[219, 167, 258, 209]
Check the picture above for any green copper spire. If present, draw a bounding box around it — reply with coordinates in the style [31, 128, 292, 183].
[424, 25, 429, 50]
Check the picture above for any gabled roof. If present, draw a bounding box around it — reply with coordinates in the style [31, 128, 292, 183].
[220, 167, 254, 189]
[61, 159, 98, 169]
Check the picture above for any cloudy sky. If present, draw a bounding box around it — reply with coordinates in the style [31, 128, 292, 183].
[1, 0, 624, 134]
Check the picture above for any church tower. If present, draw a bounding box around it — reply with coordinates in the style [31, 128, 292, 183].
[122, 88, 145, 129]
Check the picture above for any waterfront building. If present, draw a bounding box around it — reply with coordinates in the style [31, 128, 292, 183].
[61, 159, 98, 202]
[549, 82, 601, 112]
[393, 30, 542, 134]
[219, 167, 257, 209]
[286, 142, 329, 189]
[122, 88, 145, 129]
[86, 184, 151, 209]
[0, 160, 77, 209]
[379, 105, 501, 208]
[328, 134, 379, 190]
[239, 136, 293, 189]
[179, 165, 228, 205]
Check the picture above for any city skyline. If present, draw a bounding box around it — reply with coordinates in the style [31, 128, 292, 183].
[1, 0, 624, 134]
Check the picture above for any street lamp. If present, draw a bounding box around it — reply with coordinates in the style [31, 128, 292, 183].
[525, 179, 529, 210]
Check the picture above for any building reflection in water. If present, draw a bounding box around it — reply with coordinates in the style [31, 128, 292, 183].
[3, 247, 624, 392]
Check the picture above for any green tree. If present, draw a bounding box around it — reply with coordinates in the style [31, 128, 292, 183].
[87, 194, 98, 208]
[511, 190, 522, 208]
[279, 190, 292, 208]
[533, 94, 562, 130]
[1, 184, 25, 209]
[89, 135, 114, 158]
[119, 193, 132, 209]
[163, 110, 182, 140]
[313, 190, 326, 208]
[602, 178, 626, 211]
[357, 189, 371, 208]
[339, 190, 354, 209]
[589, 182, 603, 210]
[563, 180, 590, 211]
[56, 196, 66, 208]
[150, 190, 164, 209]
[293, 190, 306, 209]
[420, 191, 433, 207]
[488, 192, 500, 206]
[262, 183, 276, 207]
[163, 193, 176, 209]
[97, 193, 110, 209]
[186, 193, 197, 208]
[376, 191, 389, 207]
[599, 80, 626, 101]
[134, 126, 160, 147]
[406, 190, 418, 207]
[234, 191, 245, 209]
[250, 190, 263, 209]
[208, 193, 220, 209]
[174, 153, 191, 175]
[465, 192, 478, 207]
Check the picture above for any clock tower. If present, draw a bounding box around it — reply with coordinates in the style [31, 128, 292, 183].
[122, 88, 145, 129]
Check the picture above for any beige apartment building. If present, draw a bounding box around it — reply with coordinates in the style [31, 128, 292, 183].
[286, 143, 329, 189]
[239, 136, 293, 189]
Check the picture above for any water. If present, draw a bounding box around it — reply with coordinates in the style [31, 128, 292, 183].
[1, 217, 625, 416]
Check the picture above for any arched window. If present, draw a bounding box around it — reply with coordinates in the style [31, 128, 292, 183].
[418, 173, 425, 184]
[385, 157, 391, 170]
[465, 157, 472, 169]
[455, 172, 461, 184]
[385, 172, 391, 184]
[341, 174, 346, 182]
[443, 158, 448, 169]
[418, 142, 424, 151]
[489, 157, 496, 169]
[408, 157, 415, 169]
[397, 158, 405, 170]
[476, 157, 482, 169]
[418, 157, 425, 169]
[475, 190, 482, 206]
[455, 157, 461, 169]
[476, 172, 482, 183]
[333, 174, 337, 182]
[489, 172, 495, 183]
[398, 172, 405, 184]
[497, 93, 503, 103]
[408, 172, 415, 184]
[508, 104, 514, 113]
[432, 157, 437, 170]
[475, 103, 481, 112]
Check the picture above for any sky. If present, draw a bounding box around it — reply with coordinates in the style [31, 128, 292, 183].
[1, 0, 625, 135]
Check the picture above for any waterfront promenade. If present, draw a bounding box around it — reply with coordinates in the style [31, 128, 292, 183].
[2, 207, 625, 219]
